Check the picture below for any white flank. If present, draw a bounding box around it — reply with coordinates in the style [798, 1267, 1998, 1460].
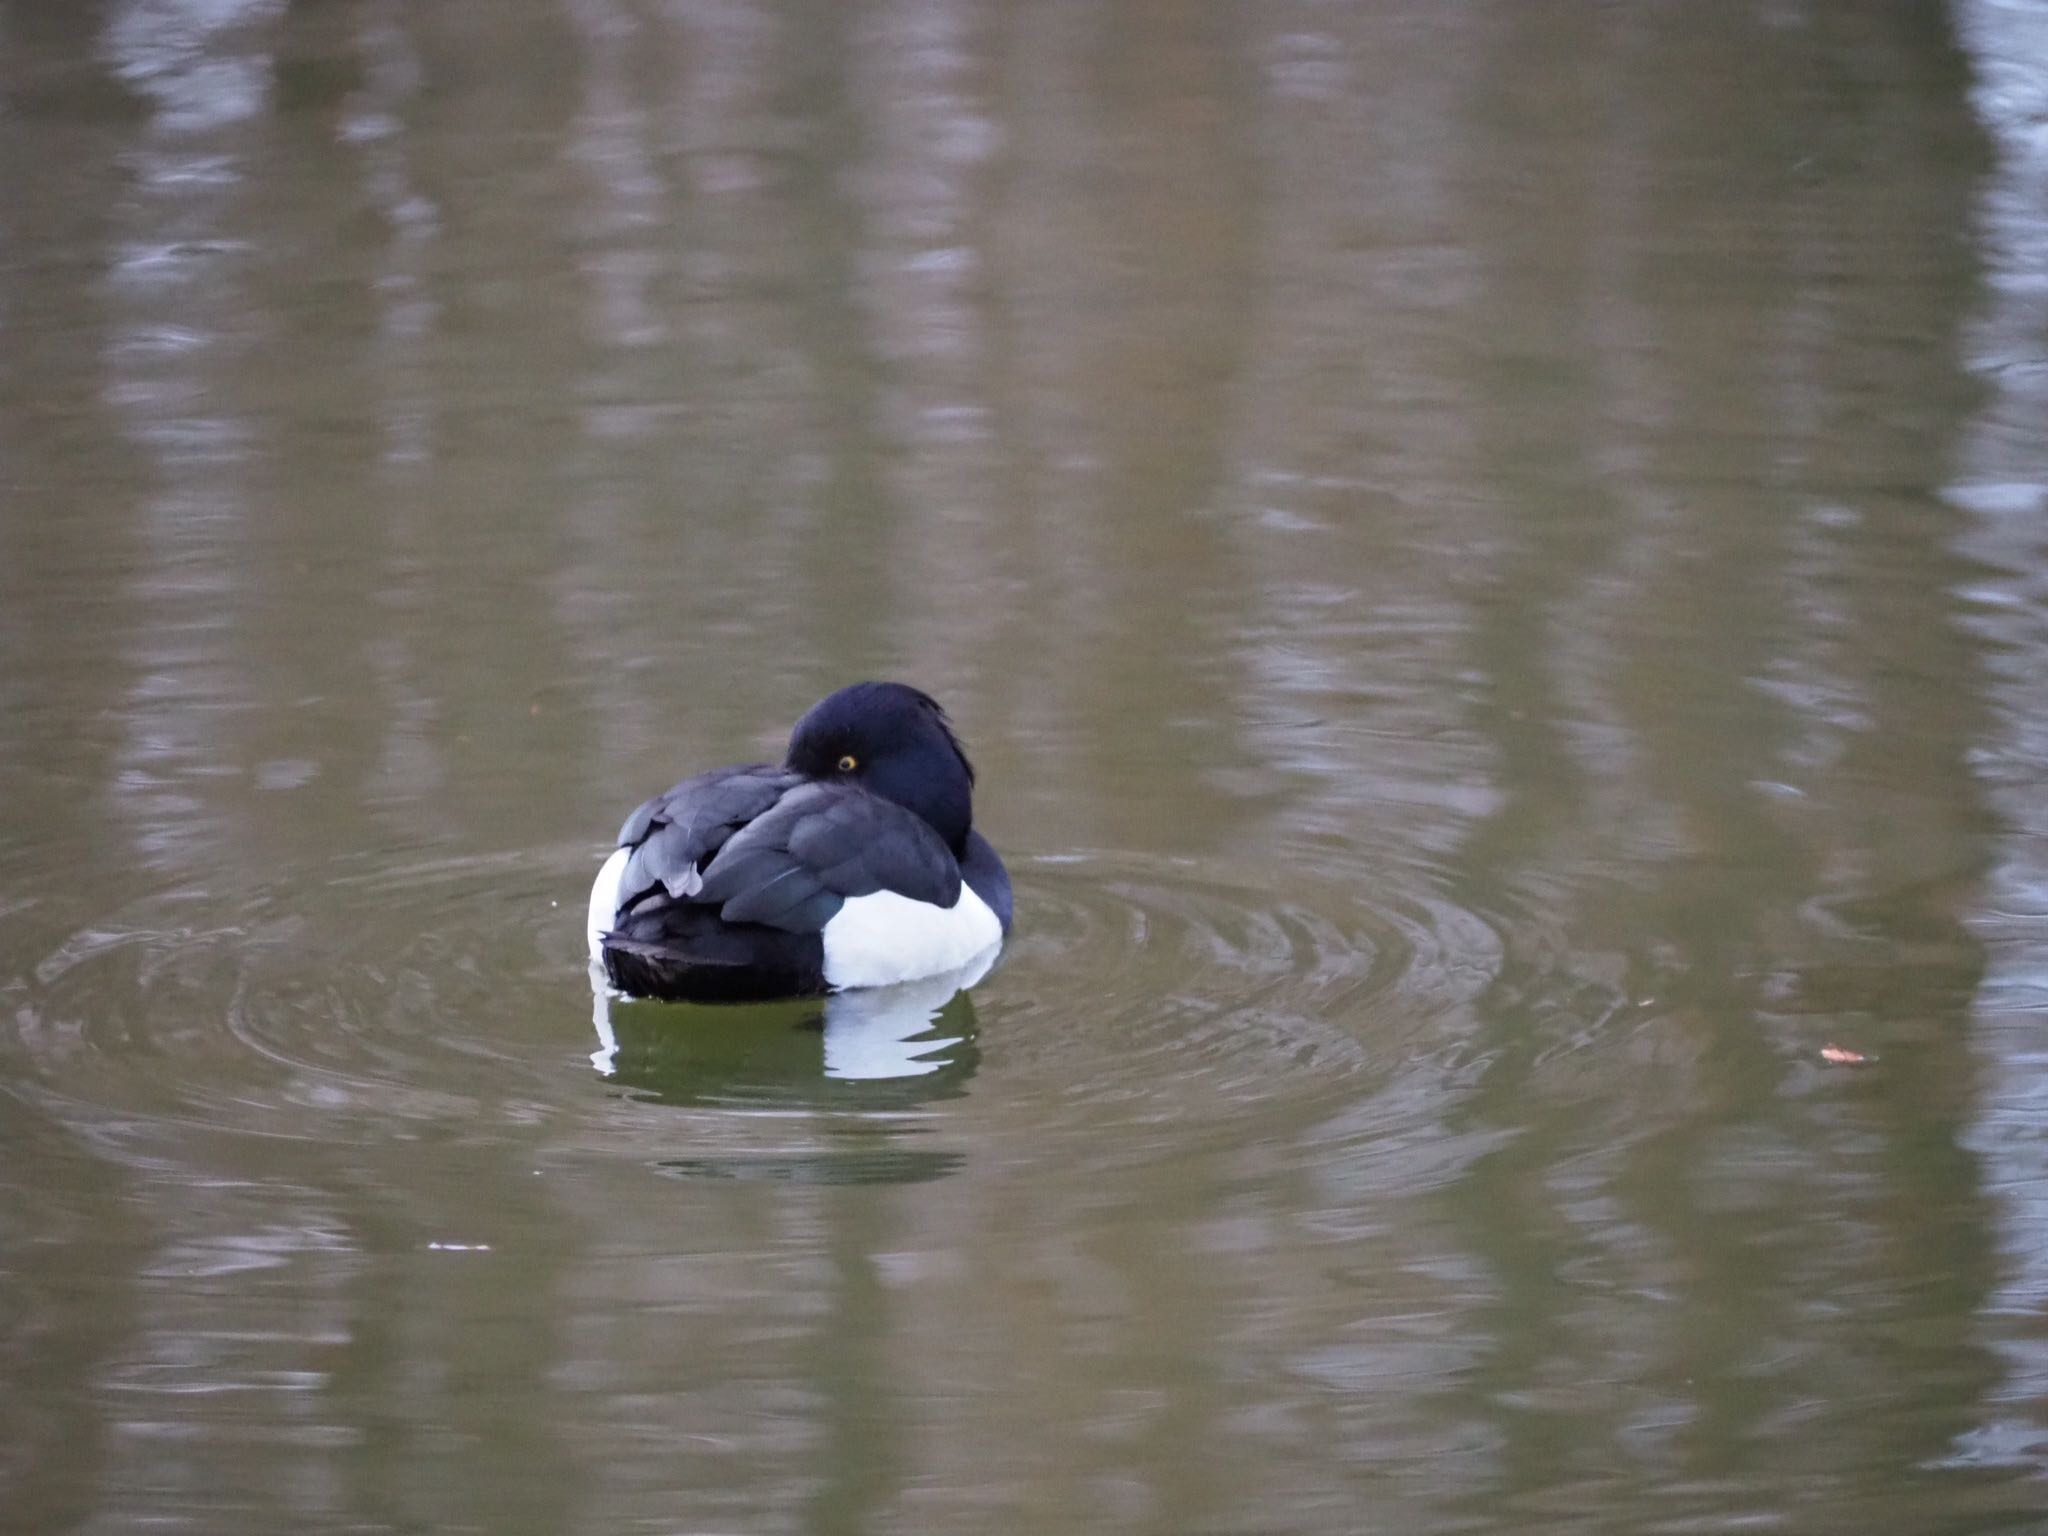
[821, 883, 1004, 991]
[586, 847, 629, 961]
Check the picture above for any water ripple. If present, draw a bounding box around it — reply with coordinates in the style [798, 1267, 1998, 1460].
[960, 849, 1523, 1170]
[9, 842, 1528, 1185]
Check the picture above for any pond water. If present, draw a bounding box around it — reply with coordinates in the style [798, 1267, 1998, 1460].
[6, 2, 2048, 1532]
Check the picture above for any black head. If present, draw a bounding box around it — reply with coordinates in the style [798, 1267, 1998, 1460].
[785, 682, 979, 850]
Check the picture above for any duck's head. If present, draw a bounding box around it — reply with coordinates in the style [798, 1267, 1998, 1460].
[785, 682, 978, 850]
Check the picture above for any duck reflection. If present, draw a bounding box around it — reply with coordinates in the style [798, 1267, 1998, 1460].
[588, 946, 995, 1110]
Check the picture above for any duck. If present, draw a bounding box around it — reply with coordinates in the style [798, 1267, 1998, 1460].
[587, 682, 1012, 1002]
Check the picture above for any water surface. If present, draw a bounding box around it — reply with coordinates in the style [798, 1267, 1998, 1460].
[5, 2, 2048, 1532]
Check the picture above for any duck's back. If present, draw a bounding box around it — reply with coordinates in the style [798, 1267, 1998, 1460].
[588, 764, 1002, 1001]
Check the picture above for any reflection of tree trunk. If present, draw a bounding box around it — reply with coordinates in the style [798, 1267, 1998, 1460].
[0, 1097, 145, 1531]
[1437, 0, 1997, 1502]
[1067, 0, 1261, 855]
[774, 0, 897, 674]
[0, 2, 150, 863]
[328, 1148, 581, 1533]
[1440, 2, 1640, 1493]
[959, 0, 1265, 854]
[1949, 0, 2048, 1472]
[0, 7, 154, 1533]
[804, 1184, 901, 1536]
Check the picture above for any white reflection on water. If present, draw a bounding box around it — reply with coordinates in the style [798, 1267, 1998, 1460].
[104, 0, 282, 133]
[1950, 0, 2048, 1474]
[589, 943, 998, 1083]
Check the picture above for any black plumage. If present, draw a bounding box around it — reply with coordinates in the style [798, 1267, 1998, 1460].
[614, 764, 798, 911]
[698, 783, 961, 923]
[601, 909, 826, 1001]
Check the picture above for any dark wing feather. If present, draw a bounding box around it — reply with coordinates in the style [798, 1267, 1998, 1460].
[608, 765, 802, 920]
[694, 781, 962, 934]
[600, 913, 826, 1001]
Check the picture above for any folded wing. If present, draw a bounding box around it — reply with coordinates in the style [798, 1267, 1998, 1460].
[694, 781, 963, 933]
[610, 765, 801, 922]
[604, 770, 963, 947]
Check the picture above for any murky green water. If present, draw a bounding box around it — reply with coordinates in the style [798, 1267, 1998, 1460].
[6, 2, 2048, 1531]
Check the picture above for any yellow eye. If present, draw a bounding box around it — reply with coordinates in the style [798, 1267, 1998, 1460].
[837, 754, 858, 772]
